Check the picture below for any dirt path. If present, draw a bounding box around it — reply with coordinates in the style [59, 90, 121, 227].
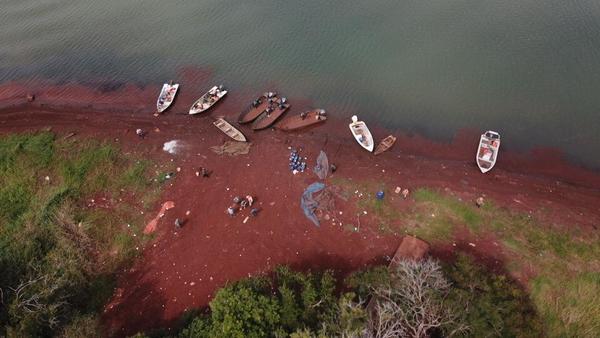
[2, 79, 600, 336]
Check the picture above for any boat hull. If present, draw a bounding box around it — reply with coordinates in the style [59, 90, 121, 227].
[238, 93, 277, 124]
[476, 131, 501, 173]
[156, 83, 179, 113]
[374, 135, 397, 155]
[189, 86, 227, 115]
[252, 99, 290, 130]
[276, 109, 326, 131]
[213, 117, 247, 142]
[349, 118, 374, 152]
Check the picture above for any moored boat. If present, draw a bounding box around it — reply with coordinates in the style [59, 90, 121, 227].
[213, 117, 247, 142]
[251, 97, 290, 130]
[189, 85, 227, 115]
[238, 92, 277, 124]
[276, 109, 327, 131]
[476, 130, 501, 173]
[374, 135, 397, 155]
[349, 115, 374, 152]
[156, 82, 179, 113]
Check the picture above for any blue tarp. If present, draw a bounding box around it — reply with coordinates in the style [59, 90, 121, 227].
[301, 182, 325, 226]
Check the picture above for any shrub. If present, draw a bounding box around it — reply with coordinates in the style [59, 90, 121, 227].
[444, 254, 544, 337]
[0, 133, 158, 337]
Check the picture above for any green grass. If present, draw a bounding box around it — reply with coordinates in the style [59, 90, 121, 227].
[327, 178, 600, 336]
[408, 188, 600, 337]
[0, 132, 162, 336]
[329, 177, 402, 233]
[412, 188, 482, 233]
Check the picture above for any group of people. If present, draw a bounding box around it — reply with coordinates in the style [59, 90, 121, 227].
[227, 195, 259, 217]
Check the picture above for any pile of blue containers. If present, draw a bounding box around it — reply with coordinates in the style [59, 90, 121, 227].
[289, 149, 307, 172]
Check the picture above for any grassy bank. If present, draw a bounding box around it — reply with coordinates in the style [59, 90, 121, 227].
[333, 178, 600, 336]
[0, 132, 161, 336]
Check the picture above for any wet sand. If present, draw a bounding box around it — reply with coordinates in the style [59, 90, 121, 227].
[2, 77, 600, 336]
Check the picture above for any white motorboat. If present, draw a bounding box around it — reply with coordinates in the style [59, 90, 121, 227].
[476, 130, 501, 173]
[349, 115, 374, 152]
[156, 82, 179, 113]
[189, 85, 227, 115]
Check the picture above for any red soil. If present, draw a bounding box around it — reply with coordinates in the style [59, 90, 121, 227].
[2, 77, 600, 337]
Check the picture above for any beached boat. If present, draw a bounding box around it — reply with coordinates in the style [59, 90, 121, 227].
[213, 117, 247, 142]
[238, 92, 277, 124]
[374, 135, 397, 155]
[252, 97, 290, 130]
[349, 115, 374, 152]
[156, 82, 179, 113]
[476, 131, 501, 173]
[276, 109, 327, 131]
[189, 85, 227, 115]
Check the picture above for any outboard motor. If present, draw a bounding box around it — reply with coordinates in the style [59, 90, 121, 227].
[218, 85, 224, 91]
[281, 97, 287, 104]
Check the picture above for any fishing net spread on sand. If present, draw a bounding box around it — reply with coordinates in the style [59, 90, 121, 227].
[301, 182, 325, 227]
[210, 141, 252, 156]
[300, 183, 341, 227]
[313, 150, 329, 180]
[313, 187, 336, 214]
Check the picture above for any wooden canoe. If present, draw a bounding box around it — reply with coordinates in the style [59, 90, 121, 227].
[374, 135, 397, 155]
[476, 130, 501, 173]
[252, 97, 290, 130]
[213, 117, 247, 142]
[349, 115, 374, 152]
[276, 109, 326, 131]
[156, 82, 179, 113]
[189, 85, 227, 115]
[238, 92, 277, 124]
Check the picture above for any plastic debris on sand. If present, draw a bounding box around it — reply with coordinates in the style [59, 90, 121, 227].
[313, 150, 329, 179]
[144, 201, 175, 234]
[163, 140, 182, 154]
[301, 182, 326, 226]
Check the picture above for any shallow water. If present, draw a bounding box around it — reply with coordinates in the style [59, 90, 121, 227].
[1, 0, 600, 168]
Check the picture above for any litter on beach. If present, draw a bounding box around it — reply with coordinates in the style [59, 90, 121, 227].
[163, 140, 183, 154]
[144, 201, 175, 234]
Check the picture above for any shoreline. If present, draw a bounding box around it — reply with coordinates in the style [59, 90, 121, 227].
[2, 79, 600, 335]
[1, 78, 599, 189]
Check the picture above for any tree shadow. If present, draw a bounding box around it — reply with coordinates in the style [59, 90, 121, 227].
[100, 265, 168, 338]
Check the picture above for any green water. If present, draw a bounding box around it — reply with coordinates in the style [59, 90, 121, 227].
[1, 0, 600, 167]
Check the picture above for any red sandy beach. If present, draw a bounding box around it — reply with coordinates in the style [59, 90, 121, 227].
[1, 76, 600, 336]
